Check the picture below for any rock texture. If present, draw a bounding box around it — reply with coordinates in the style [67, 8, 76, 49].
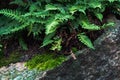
[39, 15, 120, 80]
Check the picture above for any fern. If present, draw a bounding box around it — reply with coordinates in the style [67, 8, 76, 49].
[0, 23, 29, 35]
[0, 9, 24, 23]
[79, 14, 100, 30]
[0, 0, 119, 52]
[50, 37, 62, 51]
[77, 33, 95, 49]
[41, 32, 55, 47]
[46, 19, 59, 35]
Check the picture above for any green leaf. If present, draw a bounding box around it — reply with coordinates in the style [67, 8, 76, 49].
[45, 20, 59, 35]
[81, 21, 100, 30]
[41, 32, 55, 47]
[79, 14, 100, 30]
[45, 4, 58, 11]
[89, 1, 101, 9]
[50, 37, 62, 51]
[77, 33, 95, 49]
[55, 14, 74, 22]
[94, 13, 103, 22]
[69, 5, 86, 14]
[101, 22, 115, 29]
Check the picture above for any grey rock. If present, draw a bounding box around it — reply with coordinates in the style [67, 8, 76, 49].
[39, 15, 120, 80]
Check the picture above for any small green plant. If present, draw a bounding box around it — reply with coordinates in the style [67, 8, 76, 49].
[25, 53, 66, 71]
[0, 0, 118, 53]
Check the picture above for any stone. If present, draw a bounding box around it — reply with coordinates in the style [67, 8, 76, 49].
[39, 15, 120, 80]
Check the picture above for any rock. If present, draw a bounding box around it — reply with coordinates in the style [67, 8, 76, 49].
[15, 62, 27, 71]
[0, 62, 40, 80]
[39, 15, 120, 80]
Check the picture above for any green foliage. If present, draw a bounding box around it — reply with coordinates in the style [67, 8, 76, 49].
[77, 33, 95, 49]
[25, 53, 66, 71]
[0, 51, 22, 67]
[0, 44, 2, 51]
[50, 37, 62, 51]
[0, 0, 119, 52]
[18, 37, 28, 50]
[79, 14, 101, 30]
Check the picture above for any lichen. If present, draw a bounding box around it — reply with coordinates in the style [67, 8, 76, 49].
[25, 53, 67, 71]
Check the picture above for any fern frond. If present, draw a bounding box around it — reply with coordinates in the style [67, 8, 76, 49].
[45, 20, 59, 35]
[0, 23, 29, 35]
[45, 4, 58, 11]
[81, 21, 100, 30]
[41, 32, 55, 47]
[94, 12, 103, 22]
[88, 0, 101, 9]
[50, 37, 62, 51]
[55, 14, 74, 22]
[69, 5, 86, 14]
[0, 9, 24, 23]
[77, 33, 95, 49]
[23, 11, 49, 18]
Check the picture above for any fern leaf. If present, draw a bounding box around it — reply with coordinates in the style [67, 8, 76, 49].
[81, 21, 100, 30]
[55, 14, 74, 22]
[45, 4, 58, 11]
[94, 13, 103, 22]
[24, 11, 49, 18]
[45, 20, 59, 35]
[0, 9, 24, 23]
[77, 33, 95, 49]
[88, 1, 101, 9]
[41, 32, 55, 47]
[69, 5, 86, 14]
[101, 22, 115, 29]
[50, 37, 62, 51]
[0, 23, 29, 35]
[79, 14, 100, 30]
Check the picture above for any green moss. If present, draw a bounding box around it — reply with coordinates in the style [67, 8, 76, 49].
[0, 51, 22, 67]
[25, 53, 66, 71]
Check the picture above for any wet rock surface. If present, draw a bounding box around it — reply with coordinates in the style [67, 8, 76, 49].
[39, 16, 120, 80]
[0, 62, 40, 80]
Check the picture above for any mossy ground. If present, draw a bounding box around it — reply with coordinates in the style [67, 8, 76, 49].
[25, 53, 67, 71]
[0, 51, 22, 67]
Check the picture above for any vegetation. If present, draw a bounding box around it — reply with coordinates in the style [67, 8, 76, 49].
[25, 53, 66, 71]
[0, 44, 2, 52]
[0, 0, 118, 54]
[0, 51, 22, 67]
[0, 0, 120, 69]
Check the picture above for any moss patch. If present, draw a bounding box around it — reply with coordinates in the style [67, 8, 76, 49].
[0, 51, 22, 67]
[25, 53, 67, 71]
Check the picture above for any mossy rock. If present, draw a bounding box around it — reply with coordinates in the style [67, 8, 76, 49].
[0, 51, 22, 67]
[25, 53, 67, 71]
